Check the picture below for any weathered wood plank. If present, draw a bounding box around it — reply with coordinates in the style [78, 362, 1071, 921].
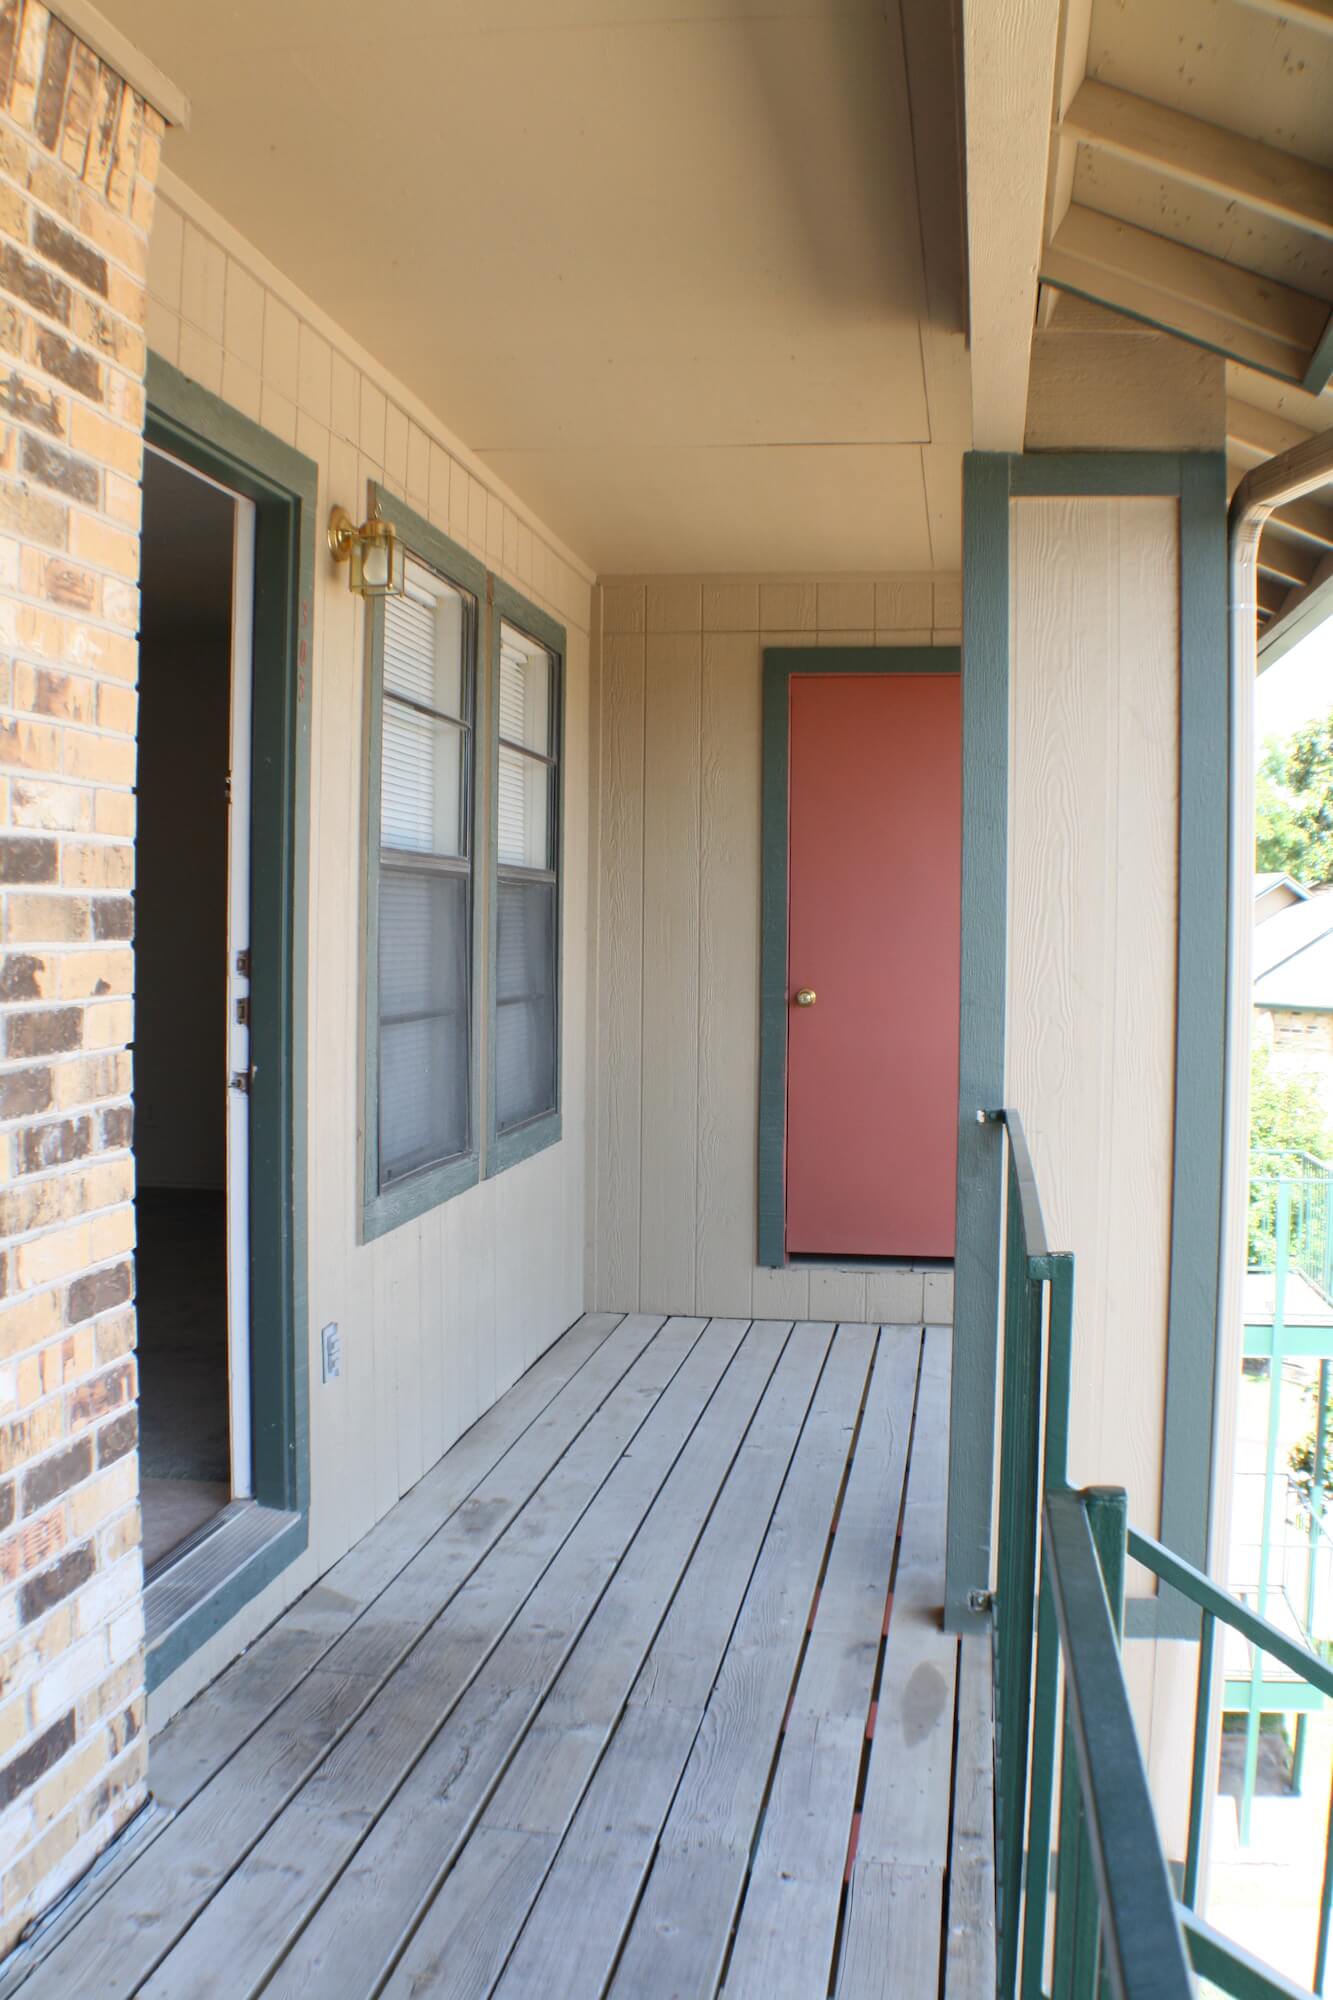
[149, 1311, 625, 1812]
[724, 1327, 922, 1996]
[607, 1326, 877, 1998]
[944, 1634, 998, 1999]
[491, 1322, 866, 2000]
[380, 1320, 827, 1998]
[25, 1314, 672, 1999]
[232, 1319, 745, 1998]
[837, 1329, 957, 1996]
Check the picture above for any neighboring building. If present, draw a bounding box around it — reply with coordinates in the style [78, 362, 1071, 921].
[0, 0, 1327, 1989]
[1256, 872, 1313, 925]
[1254, 880, 1333, 1122]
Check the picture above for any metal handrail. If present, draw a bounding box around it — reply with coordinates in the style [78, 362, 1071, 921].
[1044, 1492, 1194, 1997]
[992, 1107, 1333, 2000]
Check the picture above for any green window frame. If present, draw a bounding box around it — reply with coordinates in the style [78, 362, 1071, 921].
[361, 488, 488, 1240]
[487, 579, 565, 1175]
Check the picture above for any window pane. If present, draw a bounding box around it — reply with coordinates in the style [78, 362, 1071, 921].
[382, 701, 466, 857]
[495, 877, 556, 1131]
[378, 868, 469, 1183]
[497, 747, 550, 870]
[385, 562, 467, 719]
[499, 623, 551, 752]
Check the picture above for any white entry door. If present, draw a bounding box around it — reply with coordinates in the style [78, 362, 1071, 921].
[225, 492, 256, 1499]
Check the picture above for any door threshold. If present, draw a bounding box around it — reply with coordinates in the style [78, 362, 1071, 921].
[787, 1254, 955, 1274]
[145, 1498, 306, 1693]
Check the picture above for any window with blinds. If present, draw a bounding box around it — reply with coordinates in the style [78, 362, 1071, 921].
[376, 558, 475, 1189]
[495, 620, 558, 1135]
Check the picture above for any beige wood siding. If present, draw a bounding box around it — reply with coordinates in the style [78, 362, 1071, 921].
[1006, 494, 1179, 1531]
[146, 178, 594, 1722]
[588, 577, 962, 1327]
[1006, 494, 1188, 1842]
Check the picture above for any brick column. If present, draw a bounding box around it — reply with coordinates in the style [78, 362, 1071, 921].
[0, 2, 162, 1954]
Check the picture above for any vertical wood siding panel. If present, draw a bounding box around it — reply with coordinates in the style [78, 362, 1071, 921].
[394, 1224, 425, 1497]
[641, 635, 703, 1312]
[1107, 500, 1178, 1537]
[697, 634, 762, 1317]
[596, 635, 646, 1309]
[1007, 498, 1177, 1552]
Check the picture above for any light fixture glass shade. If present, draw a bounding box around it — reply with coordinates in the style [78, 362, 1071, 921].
[349, 520, 405, 598]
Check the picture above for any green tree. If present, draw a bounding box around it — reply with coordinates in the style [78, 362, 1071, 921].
[1256, 710, 1333, 887]
[1249, 1040, 1333, 1266]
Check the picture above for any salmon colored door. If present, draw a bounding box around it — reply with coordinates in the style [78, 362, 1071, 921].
[785, 672, 961, 1257]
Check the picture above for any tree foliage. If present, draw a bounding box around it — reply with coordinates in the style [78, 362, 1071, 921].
[1257, 710, 1333, 887]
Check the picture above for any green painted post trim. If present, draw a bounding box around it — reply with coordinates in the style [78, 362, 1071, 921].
[1159, 450, 1230, 1637]
[359, 487, 488, 1242]
[947, 452, 1012, 1633]
[145, 1512, 308, 1693]
[1302, 309, 1333, 397]
[485, 577, 566, 1180]
[1009, 453, 1185, 497]
[145, 354, 315, 1527]
[755, 645, 961, 1272]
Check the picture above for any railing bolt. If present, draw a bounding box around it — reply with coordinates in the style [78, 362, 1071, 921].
[967, 1588, 994, 1613]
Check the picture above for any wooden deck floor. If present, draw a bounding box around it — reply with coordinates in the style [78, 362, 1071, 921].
[10, 1315, 995, 1999]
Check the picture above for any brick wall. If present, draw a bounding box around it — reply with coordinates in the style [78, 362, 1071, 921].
[0, 1, 161, 1954]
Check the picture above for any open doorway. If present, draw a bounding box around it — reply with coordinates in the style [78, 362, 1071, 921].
[136, 445, 254, 1574]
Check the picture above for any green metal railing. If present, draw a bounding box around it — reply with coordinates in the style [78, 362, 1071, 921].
[1251, 1153, 1333, 1307]
[1237, 1157, 1333, 1845]
[991, 1109, 1333, 2000]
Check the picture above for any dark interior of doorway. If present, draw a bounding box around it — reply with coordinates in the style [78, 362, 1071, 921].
[136, 449, 235, 1574]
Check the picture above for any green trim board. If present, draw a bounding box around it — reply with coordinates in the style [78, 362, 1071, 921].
[360, 487, 488, 1242]
[946, 450, 1231, 1637]
[756, 646, 962, 1271]
[485, 578, 566, 1178]
[145, 1512, 308, 1694]
[143, 353, 316, 1657]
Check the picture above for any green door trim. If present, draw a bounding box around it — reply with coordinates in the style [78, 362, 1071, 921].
[142, 354, 316, 1679]
[946, 449, 1230, 1638]
[757, 646, 962, 1270]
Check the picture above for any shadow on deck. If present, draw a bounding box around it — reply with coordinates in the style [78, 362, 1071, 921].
[6, 1314, 995, 1998]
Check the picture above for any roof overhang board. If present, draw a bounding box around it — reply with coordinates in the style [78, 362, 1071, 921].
[962, 0, 1064, 449]
[1257, 552, 1333, 671]
[1041, 205, 1328, 384]
[1061, 79, 1333, 239]
[1233, 0, 1333, 34]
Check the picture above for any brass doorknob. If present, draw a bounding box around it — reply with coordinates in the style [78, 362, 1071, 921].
[794, 987, 817, 1008]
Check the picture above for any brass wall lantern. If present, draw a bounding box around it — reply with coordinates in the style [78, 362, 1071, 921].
[328, 505, 406, 598]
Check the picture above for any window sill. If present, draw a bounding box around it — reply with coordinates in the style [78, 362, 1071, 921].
[362, 1150, 480, 1241]
[488, 1109, 562, 1177]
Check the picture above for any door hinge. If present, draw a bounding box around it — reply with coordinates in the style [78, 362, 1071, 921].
[235, 997, 250, 1026]
[236, 949, 251, 978]
[230, 1067, 255, 1095]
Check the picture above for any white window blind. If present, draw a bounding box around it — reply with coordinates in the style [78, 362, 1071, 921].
[377, 558, 474, 1189]
[495, 620, 558, 1135]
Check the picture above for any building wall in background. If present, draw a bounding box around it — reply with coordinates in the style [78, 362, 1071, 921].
[588, 574, 961, 1328]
